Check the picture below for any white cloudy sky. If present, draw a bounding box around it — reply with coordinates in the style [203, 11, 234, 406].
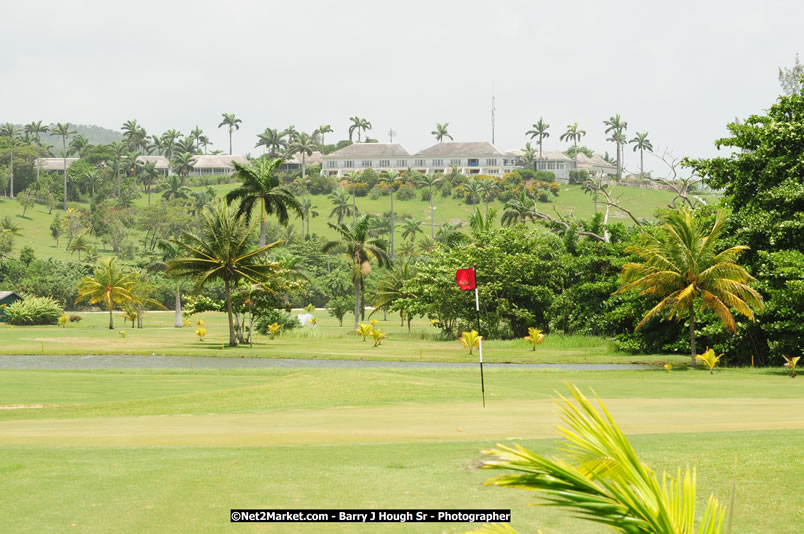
[2, 0, 800, 174]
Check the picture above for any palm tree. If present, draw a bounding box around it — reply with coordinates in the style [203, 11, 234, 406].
[615, 208, 763, 366]
[314, 124, 333, 151]
[604, 114, 628, 180]
[323, 214, 391, 328]
[416, 174, 443, 238]
[282, 125, 298, 144]
[348, 116, 372, 142]
[167, 200, 283, 346]
[139, 161, 161, 205]
[218, 113, 242, 155]
[328, 188, 353, 225]
[372, 259, 416, 329]
[225, 158, 303, 247]
[122, 119, 147, 151]
[198, 135, 212, 154]
[431, 122, 453, 143]
[161, 129, 182, 160]
[0, 124, 20, 198]
[559, 122, 586, 165]
[477, 178, 498, 217]
[82, 169, 102, 204]
[189, 125, 204, 152]
[68, 232, 90, 260]
[382, 170, 405, 257]
[162, 175, 191, 201]
[526, 118, 550, 169]
[501, 191, 538, 226]
[24, 121, 49, 145]
[51, 122, 76, 210]
[69, 135, 90, 158]
[289, 132, 317, 182]
[344, 171, 361, 226]
[255, 128, 287, 157]
[299, 197, 319, 239]
[630, 131, 653, 178]
[109, 141, 126, 198]
[521, 142, 537, 170]
[156, 240, 185, 327]
[171, 152, 195, 184]
[463, 180, 482, 216]
[400, 217, 423, 241]
[75, 257, 139, 329]
[174, 137, 196, 156]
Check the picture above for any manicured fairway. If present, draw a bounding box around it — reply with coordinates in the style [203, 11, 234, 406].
[0, 367, 801, 533]
[0, 312, 689, 366]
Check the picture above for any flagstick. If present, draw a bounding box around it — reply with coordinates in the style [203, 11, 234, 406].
[474, 265, 486, 408]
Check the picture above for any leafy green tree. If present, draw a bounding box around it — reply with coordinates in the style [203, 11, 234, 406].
[226, 158, 302, 247]
[417, 174, 443, 238]
[685, 87, 804, 364]
[630, 131, 653, 178]
[431, 122, 453, 142]
[75, 257, 139, 329]
[615, 208, 763, 365]
[0, 123, 20, 198]
[526, 118, 550, 170]
[50, 214, 62, 246]
[167, 200, 282, 346]
[218, 113, 242, 155]
[559, 123, 586, 164]
[323, 214, 391, 328]
[51, 122, 77, 210]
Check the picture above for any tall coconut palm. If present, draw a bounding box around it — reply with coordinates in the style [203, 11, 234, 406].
[189, 125, 204, 152]
[630, 131, 653, 178]
[463, 180, 482, 216]
[431, 122, 453, 143]
[314, 124, 333, 151]
[526, 118, 550, 169]
[289, 132, 317, 182]
[323, 214, 391, 329]
[604, 114, 628, 180]
[559, 122, 586, 165]
[218, 113, 242, 155]
[614, 207, 763, 366]
[50, 122, 76, 210]
[167, 200, 283, 346]
[225, 157, 303, 247]
[348, 116, 372, 143]
[416, 174, 443, 238]
[255, 128, 287, 157]
[328, 188, 353, 225]
[382, 170, 405, 257]
[75, 257, 139, 329]
[0, 124, 20, 198]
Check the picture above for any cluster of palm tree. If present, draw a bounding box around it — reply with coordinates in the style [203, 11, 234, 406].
[524, 116, 653, 178]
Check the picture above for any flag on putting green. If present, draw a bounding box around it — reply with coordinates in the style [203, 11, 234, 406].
[455, 268, 476, 291]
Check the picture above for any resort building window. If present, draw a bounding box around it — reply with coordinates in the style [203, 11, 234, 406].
[326, 161, 337, 169]
[361, 160, 372, 168]
[414, 159, 426, 167]
[395, 160, 408, 167]
[344, 160, 354, 168]
[547, 162, 556, 170]
[450, 159, 461, 166]
[485, 158, 497, 166]
[379, 160, 390, 168]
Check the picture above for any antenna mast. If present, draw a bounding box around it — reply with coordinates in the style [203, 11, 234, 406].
[491, 91, 496, 144]
[388, 128, 396, 143]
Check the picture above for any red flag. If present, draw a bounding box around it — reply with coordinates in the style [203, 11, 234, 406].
[455, 268, 476, 291]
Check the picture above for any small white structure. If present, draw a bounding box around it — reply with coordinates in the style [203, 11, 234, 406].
[34, 158, 79, 173]
[297, 313, 316, 327]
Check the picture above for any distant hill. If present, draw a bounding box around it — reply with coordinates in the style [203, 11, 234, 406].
[11, 123, 123, 148]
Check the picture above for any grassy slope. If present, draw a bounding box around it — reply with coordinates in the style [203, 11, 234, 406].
[0, 311, 689, 364]
[4, 183, 714, 261]
[0, 368, 801, 533]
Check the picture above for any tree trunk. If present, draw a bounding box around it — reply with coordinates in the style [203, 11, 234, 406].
[108, 307, 114, 330]
[689, 300, 696, 366]
[603, 203, 610, 243]
[174, 287, 183, 327]
[353, 278, 360, 329]
[640, 149, 644, 178]
[430, 188, 435, 238]
[9, 143, 13, 199]
[390, 191, 395, 257]
[259, 200, 266, 247]
[137, 313, 143, 329]
[224, 277, 237, 346]
[63, 138, 68, 210]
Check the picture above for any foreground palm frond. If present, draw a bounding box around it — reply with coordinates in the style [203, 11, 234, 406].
[477, 385, 726, 534]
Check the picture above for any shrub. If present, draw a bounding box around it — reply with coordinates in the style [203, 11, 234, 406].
[350, 182, 370, 197]
[308, 174, 334, 195]
[419, 189, 431, 201]
[395, 185, 416, 200]
[69, 314, 82, 322]
[534, 170, 555, 183]
[4, 296, 64, 325]
[537, 191, 549, 202]
[255, 308, 298, 335]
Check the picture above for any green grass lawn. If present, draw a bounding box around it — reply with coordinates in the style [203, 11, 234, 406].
[2, 183, 718, 262]
[0, 311, 689, 365]
[0, 367, 801, 533]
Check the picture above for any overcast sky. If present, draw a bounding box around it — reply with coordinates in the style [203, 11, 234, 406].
[2, 0, 800, 175]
